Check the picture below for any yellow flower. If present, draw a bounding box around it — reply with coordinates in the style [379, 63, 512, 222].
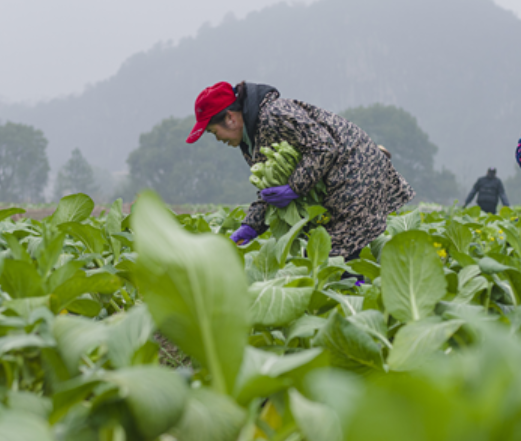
[437, 249, 447, 259]
[500, 236, 505, 240]
[475, 229, 482, 234]
[490, 237, 495, 241]
[434, 242, 442, 248]
[499, 229, 504, 234]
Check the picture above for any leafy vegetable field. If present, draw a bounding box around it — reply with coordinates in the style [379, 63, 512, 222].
[1, 193, 521, 440]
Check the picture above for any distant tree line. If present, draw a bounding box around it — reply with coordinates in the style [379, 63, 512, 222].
[0, 105, 464, 206]
[115, 104, 460, 205]
[0, 122, 49, 203]
[340, 105, 459, 204]
[0, 122, 110, 204]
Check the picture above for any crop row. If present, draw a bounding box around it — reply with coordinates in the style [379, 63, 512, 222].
[1, 193, 521, 440]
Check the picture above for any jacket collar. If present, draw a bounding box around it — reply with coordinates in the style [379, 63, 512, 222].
[240, 82, 279, 159]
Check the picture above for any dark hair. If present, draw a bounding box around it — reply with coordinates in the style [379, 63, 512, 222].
[487, 167, 497, 178]
[209, 81, 246, 126]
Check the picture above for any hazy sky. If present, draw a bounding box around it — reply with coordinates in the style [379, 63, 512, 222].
[0, 0, 519, 103]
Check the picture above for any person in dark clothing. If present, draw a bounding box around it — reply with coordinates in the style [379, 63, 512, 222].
[464, 168, 509, 214]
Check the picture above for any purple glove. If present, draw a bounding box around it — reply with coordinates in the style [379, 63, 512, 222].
[230, 224, 258, 245]
[260, 184, 299, 208]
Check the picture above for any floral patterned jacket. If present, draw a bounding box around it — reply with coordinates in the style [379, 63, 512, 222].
[240, 83, 415, 258]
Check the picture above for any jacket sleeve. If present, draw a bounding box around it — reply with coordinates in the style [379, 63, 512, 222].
[267, 105, 339, 196]
[498, 180, 510, 206]
[242, 196, 269, 235]
[464, 181, 480, 206]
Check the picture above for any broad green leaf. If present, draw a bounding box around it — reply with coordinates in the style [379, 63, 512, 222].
[248, 277, 314, 327]
[247, 238, 279, 283]
[492, 274, 517, 306]
[3, 233, 32, 263]
[234, 347, 327, 406]
[66, 297, 102, 317]
[170, 388, 246, 441]
[59, 222, 106, 254]
[458, 265, 481, 288]
[275, 205, 327, 265]
[321, 291, 364, 317]
[0, 260, 45, 298]
[35, 233, 65, 278]
[307, 227, 331, 273]
[349, 259, 380, 281]
[45, 260, 84, 294]
[348, 310, 391, 349]
[50, 193, 94, 226]
[53, 315, 107, 375]
[277, 262, 310, 278]
[463, 205, 482, 217]
[6, 391, 52, 419]
[287, 315, 327, 342]
[0, 315, 26, 331]
[133, 191, 249, 395]
[51, 377, 102, 424]
[453, 266, 488, 304]
[381, 231, 447, 322]
[289, 389, 343, 441]
[312, 311, 384, 373]
[303, 368, 362, 436]
[111, 232, 134, 248]
[370, 234, 391, 262]
[4, 296, 50, 319]
[451, 250, 476, 267]
[500, 222, 521, 258]
[445, 220, 472, 253]
[454, 277, 488, 304]
[388, 317, 464, 371]
[0, 410, 55, 441]
[103, 366, 188, 440]
[106, 304, 156, 368]
[233, 347, 324, 406]
[0, 207, 25, 221]
[324, 278, 358, 291]
[386, 210, 421, 235]
[479, 257, 515, 275]
[52, 271, 122, 312]
[283, 200, 302, 226]
[0, 334, 51, 355]
[106, 198, 123, 263]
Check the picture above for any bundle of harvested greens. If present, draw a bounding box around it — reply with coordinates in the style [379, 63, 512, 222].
[249, 141, 329, 238]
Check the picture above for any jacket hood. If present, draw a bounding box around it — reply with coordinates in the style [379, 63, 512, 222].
[242, 82, 279, 146]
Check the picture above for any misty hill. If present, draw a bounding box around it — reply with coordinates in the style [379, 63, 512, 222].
[0, 0, 519, 188]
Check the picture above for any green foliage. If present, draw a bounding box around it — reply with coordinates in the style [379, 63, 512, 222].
[341, 104, 459, 203]
[0, 121, 50, 203]
[2, 194, 521, 439]
[119, 116, 257, 204]
[132, 191, 250, 394]
[53, 148, 98, 201]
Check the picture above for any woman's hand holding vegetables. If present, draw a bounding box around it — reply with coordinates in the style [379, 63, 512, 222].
[261, 184, 299, 208]
[230, 224, 258, 245]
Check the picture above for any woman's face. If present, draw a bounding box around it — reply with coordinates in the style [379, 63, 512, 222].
[206, 111, 243, 147]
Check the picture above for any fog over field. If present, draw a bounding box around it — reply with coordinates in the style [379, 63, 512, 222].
[0, 0, 518, 103]
[0, 0, 520, 203]
[0, 0, 317, 103]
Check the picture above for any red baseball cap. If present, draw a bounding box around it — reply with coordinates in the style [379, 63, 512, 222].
[186, 82, 237, 143]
